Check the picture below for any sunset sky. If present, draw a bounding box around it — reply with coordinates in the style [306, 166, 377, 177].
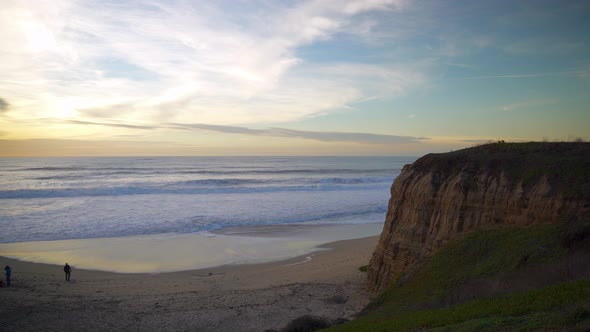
[1, 0, 589, 156]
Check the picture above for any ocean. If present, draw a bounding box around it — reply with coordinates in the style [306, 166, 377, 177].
[0, 156, 415, 244]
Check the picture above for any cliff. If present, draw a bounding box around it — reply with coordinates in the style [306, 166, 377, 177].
[368, 142, 590, 290]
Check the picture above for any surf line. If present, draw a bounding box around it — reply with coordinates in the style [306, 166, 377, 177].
[284, 256, 313, 267]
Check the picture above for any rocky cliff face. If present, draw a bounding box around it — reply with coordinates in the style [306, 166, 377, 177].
[368, 142, 590, 290]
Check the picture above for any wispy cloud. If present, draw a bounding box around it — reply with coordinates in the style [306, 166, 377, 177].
[170, 123, 264, 135]
[503, 40, 585, 56]
[499, 99, 557, 112]
[0, 0, 418, 125]
[462, 71, 584, 80]
[77, 103, 137, 119]
[263, 128, 428, 144]
[0, 98, 9, 113]
[62, 119, 158, 130]
[60, 119, 428, 144]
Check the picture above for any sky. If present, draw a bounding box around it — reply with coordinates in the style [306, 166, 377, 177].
[0, 0, 589, 156]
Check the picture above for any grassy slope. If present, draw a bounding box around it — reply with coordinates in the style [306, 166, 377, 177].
[327, 225, 590, 331]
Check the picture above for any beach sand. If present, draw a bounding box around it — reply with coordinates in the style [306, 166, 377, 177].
[0, 235, 378, 331]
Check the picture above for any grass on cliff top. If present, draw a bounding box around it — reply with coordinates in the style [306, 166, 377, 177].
[420, 142, 590, 198]
[325, 225, 590, 331]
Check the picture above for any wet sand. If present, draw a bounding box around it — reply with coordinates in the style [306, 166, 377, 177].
[0, 223, 383, 273]
[0, 235, 379, 331]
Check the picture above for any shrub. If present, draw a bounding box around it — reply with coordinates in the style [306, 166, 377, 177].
[281, 315, 331, 332]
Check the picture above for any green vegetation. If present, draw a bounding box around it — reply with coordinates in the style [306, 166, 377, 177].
[359, 265, 368, 273]
[324, 225, 590, 331]
[336, 280, 590, 331]
[424, 142, 590, 199]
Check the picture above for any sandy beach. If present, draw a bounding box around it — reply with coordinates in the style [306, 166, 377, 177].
[0, 235, 378, 331]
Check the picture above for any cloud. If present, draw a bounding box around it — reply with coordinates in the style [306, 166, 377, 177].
[264, 128, 427, 144]
[171, 123, 264, 135]
[503, 40, 585, 56]
[62, 119, 428, 144]
[77, 103, 136, 119]
[0, 98, 9, 113]
[0, 0, 418, 125]
[462, 71, 583, 80]
[499, 99, 557, 112]
[178, 123, 429, 144]
[62, 119, 158, 130]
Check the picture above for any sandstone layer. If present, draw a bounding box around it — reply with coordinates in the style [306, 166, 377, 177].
[368, 142, 590, 290]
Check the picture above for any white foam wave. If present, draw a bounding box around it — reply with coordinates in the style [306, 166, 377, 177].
[0, 177, 393, 199]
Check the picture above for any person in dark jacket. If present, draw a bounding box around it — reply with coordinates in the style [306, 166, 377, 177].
[4, 265, 11, 287]
[64, 263, 71, 281]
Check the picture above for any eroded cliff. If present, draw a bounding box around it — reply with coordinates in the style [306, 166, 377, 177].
[368, 142, 590, 290]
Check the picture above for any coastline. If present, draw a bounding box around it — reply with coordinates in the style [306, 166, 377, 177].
[0, 235, 379, 331]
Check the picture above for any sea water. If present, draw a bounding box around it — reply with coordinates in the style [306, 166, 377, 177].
[0, 156, 415, 271]
[0, 156, 415, 243]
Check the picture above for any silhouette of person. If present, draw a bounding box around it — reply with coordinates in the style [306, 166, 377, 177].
[64, 263, 71, 281]
[4, 265, 10, 287]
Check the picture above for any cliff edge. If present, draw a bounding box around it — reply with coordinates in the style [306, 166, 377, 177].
[368, 142, 590, 290]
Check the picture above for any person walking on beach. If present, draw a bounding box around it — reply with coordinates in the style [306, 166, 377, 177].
[4, 265, 11, 287]
[64, 263, 71, 281]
